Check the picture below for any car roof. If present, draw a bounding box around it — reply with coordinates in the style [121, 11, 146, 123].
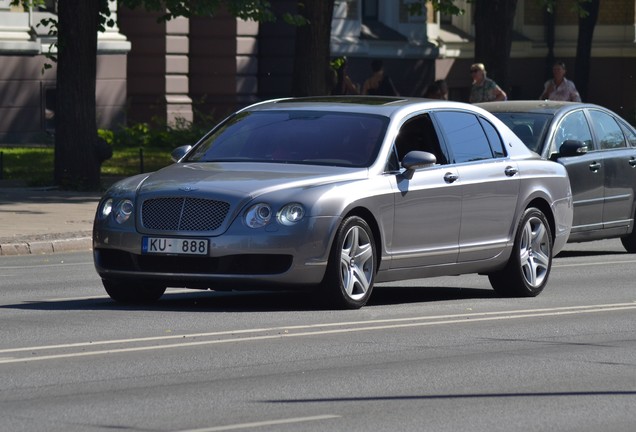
[241, 96, 488, 117]
[476, 100, 597, 115]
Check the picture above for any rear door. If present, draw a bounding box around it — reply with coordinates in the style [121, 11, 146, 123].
[432, 111, 520, 262]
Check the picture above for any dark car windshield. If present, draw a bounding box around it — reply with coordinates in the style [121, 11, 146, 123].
[186, 110, 389, 167]
[490, 112, 552, 153]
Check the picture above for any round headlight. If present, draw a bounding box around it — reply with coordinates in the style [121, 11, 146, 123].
[278, 203, 305, 226]
[115, 199, 134, 224]
[100, 198, 113, 220]
[245, 203, 272, 228]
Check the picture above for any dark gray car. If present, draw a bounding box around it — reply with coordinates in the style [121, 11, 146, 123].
[479, 101, 636, 252]
[93, 97, 573, 309]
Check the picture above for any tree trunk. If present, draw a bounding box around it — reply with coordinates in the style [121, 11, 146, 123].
[291, 0, 335, 96]
[473, 0, 518, 95]
[55, 0, 101, 189]
[575, 0, 600, 101]
[543, 4, 555, 82]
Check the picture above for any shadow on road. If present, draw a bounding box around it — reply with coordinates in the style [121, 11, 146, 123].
[557, 249, 630, 258]
[2, 285, 497, 313]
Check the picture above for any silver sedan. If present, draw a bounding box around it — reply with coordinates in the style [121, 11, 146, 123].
[93, 97, 573, 309]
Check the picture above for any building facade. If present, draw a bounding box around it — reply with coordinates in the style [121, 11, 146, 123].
[1, 0, 634, 144]
[0, 1, 130, 143]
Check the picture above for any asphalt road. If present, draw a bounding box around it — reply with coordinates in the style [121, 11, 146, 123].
[1, 239, 635, 432]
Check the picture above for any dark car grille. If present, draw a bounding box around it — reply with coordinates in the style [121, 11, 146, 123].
[141, 197, 230, 232]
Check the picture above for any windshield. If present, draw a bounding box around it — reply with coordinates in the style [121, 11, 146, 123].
[186, 110, 389, 167]
[490, 112, 552, 153]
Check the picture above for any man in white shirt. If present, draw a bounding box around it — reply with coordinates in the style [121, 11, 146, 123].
[540, 61, 582, 102]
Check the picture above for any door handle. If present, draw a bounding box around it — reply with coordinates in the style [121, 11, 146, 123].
[629, 158, 636, 167]
[589, 162, 601, 172]
[444, 172, 458, 183]
[504, 166, 518, 177]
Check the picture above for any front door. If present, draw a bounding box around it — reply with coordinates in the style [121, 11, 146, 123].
[553, 110, 604, 233]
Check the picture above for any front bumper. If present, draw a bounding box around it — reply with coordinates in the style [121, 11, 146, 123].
[93, 215, 340, 288]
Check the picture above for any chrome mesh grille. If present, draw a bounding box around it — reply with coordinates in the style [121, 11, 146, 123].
[141, 197, 230, 231]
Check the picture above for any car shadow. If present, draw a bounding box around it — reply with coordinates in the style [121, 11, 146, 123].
[2, 285, 497, 313]
[368, 285, 496, 306]
[556, 249, 630, 258]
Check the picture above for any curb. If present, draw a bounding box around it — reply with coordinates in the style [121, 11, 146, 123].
[0, 237, 92, 256]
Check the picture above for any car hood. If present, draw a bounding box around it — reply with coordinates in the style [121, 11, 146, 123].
[136, 162, 367, 200]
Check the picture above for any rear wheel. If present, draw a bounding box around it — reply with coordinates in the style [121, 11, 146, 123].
[489, 207, 552, 297]
[320, 216, 377, 309]
[620, 222, 636, 253]
[102, 278, 166, 304]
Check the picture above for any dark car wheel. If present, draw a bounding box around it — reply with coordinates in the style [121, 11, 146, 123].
[620, 227, 636, 253]
[489, 207, 553, 297]
[103, 278, 166, 304]
[320, 216, 377, 309]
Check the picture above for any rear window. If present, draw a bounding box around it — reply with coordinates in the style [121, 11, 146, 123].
[435, 111, 498, 163]
[490, 112, 551, 153]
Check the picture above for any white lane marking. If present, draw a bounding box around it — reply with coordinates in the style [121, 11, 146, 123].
[1, 303, 635, 364]
[2, 302, 634, 354]
[0, 262, 94, 270]
[42, 294, 108, 301]
[177, 415, 340, 432]
[44, 288, 194, 302]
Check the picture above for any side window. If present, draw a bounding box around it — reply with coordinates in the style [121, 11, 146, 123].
[479, 118, 507, 158]
[589, 110, 627, 150]
[619, 122, 636, 147]
[552, 110, 593, 153]
[435, 111, 493, 163]
[395, 114, 448, 164]
[386, 146, 401, 172]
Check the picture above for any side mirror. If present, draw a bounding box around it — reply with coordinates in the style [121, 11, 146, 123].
[401, 150, 437, 179]
[559, 140, 588, 158]
[171, 145, 193, 162]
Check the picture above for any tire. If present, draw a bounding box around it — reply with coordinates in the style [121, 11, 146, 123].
[620, 225, 636, 253]
[320, 216, 377, 309]
[102, 278, 166, 304]
[489, 207, 553, 297]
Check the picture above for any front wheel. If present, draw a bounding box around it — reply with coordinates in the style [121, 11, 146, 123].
[489, 207, 553, 297]
[102, 278, 166, 304]
[320, 216, 377, 309]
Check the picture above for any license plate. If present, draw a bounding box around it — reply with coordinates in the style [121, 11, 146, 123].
[142, 237, 209, 255]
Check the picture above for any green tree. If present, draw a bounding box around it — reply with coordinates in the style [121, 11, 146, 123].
[13, 0, 284, 190]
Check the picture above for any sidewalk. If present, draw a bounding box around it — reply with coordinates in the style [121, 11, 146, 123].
[0, 182, 101, 256]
